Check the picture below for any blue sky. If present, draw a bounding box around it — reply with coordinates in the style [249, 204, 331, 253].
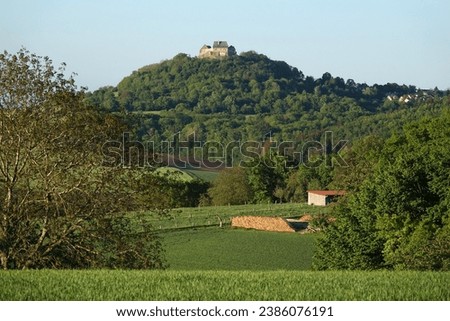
[1, 0, 449, 90]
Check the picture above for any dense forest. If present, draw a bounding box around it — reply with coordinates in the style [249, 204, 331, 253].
[86, 51, 449, 146]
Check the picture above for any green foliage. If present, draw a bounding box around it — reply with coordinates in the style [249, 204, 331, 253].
[309, 213, 332, 230]
[91, 52, 422, 115]
[313, 189, 386, 270]
[314, 110, 450, 270]
[373, 111, 450, 270]
[152, 167, 211, 207]
[0, 270, 448, 300]
[166, 179, 209, 208]
[93, 208, 166, 269]
[245, 153, 288, 203]
[284, 163, 334, 202]
[208, 167, 252, 205]
[85, 86, 119, 112]
[330, 135, 384, 191]
[87, 52, 448, 149]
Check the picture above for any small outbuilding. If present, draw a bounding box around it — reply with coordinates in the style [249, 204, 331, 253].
[307, 190, 346, 206]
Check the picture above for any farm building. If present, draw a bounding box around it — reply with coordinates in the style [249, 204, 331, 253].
[307, 190, 346, 206]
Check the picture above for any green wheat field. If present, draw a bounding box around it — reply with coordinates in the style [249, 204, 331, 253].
[1, 270, 448, 301]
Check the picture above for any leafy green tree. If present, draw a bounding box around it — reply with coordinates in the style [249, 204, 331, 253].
[314, 110, 450, 270]
[330, 135, 384, 191]
[208, 168, 252, 206]
[245, 153, 288, 203]
[284, 166, 316, 202]
[373, 112, 450, 269]
[85, 86, 119, 112]
[313, 183, 386, 270]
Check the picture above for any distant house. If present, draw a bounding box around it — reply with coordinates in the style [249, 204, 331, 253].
[307, 190, 346, 206]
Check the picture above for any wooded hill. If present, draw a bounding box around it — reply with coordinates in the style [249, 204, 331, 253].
[86, 51, 449, 144]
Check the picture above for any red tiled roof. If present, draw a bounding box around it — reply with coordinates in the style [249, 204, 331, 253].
[307, 190, 346, 196]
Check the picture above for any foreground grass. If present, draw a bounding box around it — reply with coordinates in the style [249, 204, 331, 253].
[0, 270, 448, 301]
[164, 228, 316, 270]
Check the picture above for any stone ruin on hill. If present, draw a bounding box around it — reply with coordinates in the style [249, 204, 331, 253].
[198, 41, 237, 59]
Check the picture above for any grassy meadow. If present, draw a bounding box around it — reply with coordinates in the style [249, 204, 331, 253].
[164, 228, 316, 270]
[147, 202, 328, 230]
[1, 270, 448, 301]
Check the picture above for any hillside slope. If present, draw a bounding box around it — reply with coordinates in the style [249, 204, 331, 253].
[86, 52, 448, 143]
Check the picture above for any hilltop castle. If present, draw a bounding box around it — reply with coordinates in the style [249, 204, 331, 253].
[198, 41, 236, 59]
